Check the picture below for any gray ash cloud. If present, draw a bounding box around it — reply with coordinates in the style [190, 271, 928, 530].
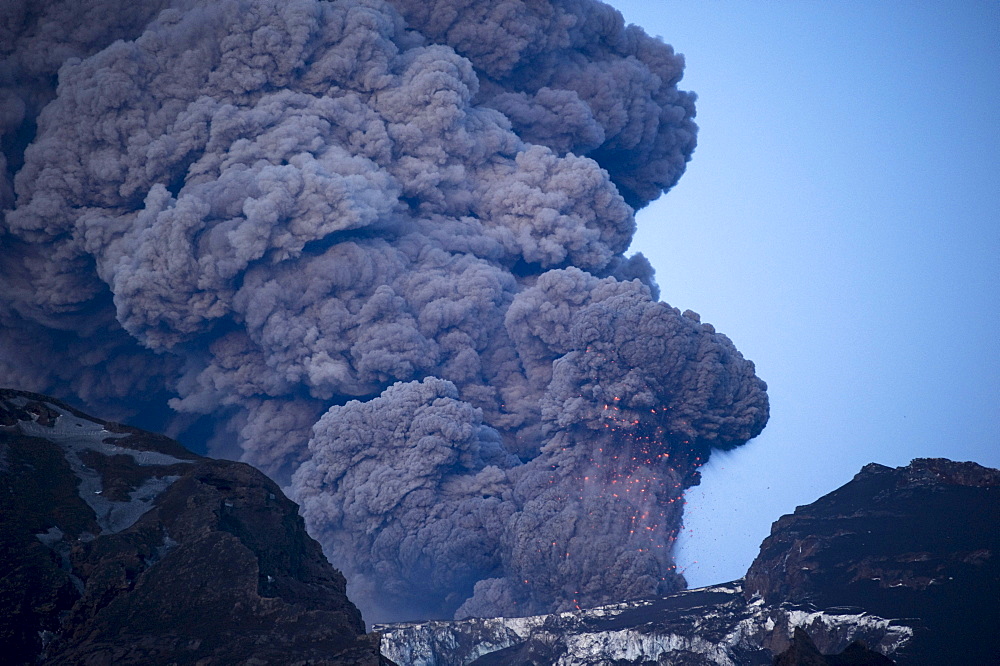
[1, 0, 767, 622]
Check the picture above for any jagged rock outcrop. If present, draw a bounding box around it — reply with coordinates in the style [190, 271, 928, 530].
[772, 627, 895, 666]
[378, 458, 999, 665]
[0, 389, 390, 665]
[746, 458, 999, 666]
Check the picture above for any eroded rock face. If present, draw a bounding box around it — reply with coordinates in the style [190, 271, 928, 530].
[772, 627, 896, 666]
[0, 389, 387, 665]
[745, 458, 1000, 665]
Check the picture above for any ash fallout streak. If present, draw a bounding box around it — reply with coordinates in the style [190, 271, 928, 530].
[0, 0, 768, 622]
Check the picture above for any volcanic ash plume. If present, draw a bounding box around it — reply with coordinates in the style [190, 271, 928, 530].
[1, 0, 768, 621]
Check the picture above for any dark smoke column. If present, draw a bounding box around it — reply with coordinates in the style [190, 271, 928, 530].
[1, 0, 766, 622]
[452, 269, 767, 617]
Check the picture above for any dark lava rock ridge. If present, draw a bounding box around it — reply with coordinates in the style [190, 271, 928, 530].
[0, 389, 389, 665]
[746, 457, 1000, 666]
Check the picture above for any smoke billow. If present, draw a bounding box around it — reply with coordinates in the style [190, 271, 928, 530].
[1, 0, 767, 621]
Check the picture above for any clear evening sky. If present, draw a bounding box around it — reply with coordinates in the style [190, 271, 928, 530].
[610, 0, 1000, 586]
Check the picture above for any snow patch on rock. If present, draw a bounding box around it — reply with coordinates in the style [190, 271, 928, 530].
[9, 397, 192, 533]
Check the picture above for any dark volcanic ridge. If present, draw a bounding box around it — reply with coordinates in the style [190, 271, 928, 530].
[746, 457, 1000, 666]
[0, 389, 389, 665]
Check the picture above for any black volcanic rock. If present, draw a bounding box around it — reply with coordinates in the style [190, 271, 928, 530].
[0, 389, 389, 665]
[745, 458, 999, 665]
[773, 627, 895, 666]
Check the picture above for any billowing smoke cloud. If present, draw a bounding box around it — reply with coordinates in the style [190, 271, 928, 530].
[1, 0, 767, 621]
[293, 377, 520, 619]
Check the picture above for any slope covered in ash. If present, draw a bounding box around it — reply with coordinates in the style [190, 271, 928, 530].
[0, 389, 387, 665]
[378, 458, 999, 665]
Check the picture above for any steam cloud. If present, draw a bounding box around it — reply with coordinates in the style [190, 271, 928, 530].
[1, 0, 768, 621]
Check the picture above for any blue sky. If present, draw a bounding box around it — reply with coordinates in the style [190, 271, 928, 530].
[609, 0, 1000, 586]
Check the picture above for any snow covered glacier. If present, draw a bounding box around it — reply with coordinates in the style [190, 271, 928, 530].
[376, 581, 912, 665]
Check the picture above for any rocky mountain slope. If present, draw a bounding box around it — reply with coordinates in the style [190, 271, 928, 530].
[0, 389, 389, 665]
[378, 458, 999, 665]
